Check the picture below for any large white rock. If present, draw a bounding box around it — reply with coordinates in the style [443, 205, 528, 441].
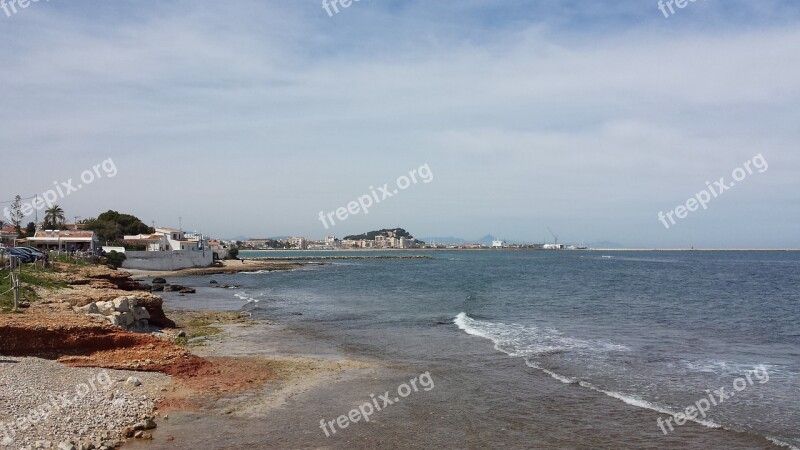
[112, 297, 130, 313]
[73, 303, 99, 315]
[107, 312, 122, 327]
[132, 306, 151, 320]
[120, 311, 135, 327]
[127, 296, 139, 307]
[96, 301, 115, 315]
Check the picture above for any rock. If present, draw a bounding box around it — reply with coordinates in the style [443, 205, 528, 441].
[19, 301, 31, 308]
[126, 376, 142, 387]
[96, 301, 115, 315]
[73, 303, 100, 315]
[176, 330, 187, 338]
[126, 296, 139, 307]
[132, 306, 150, 320]
[143, 418, 157, 430]
[135, 319, 150, 328]
[150, 284, 164, 292]
[57, 443, 75, 450]
[163, 284, 182, 292]
[120, 311, 135, 327]
[111, 297, 129, 313]
[179, 287, 196, 294]
[152, 277, 167, 284]
[106, 313, 121, 327]
[133, 431, 143, 439]
[1, 437, 14, 447]
[209, 279, 218, 284]
[136, 295, 176, 328]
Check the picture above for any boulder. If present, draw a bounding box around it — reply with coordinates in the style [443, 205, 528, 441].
[150, 284, 164, 292]
[126, 376, 142, 387]
[96, 301, 115, 315]
[132, 306, 150, 320]
[120, 312, 135, 327]
[135, 295, 176, 328]
[179, 287, 196, 294]
[163, 284, 182, 292]
[152, 277, 167, 284]
[112, 297, 130, 313]
[73, 303, 100, 315]
[106, 313, 122, 327]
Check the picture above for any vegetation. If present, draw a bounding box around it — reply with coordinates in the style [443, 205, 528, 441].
[43, 205, 67, 229]
[8, 195, 23, 231]
[82, 210, 153, 244]
[104, 250, 126, 269]
[227, 247, 239, 259]
[344, 228, 415, 241]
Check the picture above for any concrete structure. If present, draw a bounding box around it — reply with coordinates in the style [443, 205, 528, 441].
[121, 249, 213, 271]
[492, 240, 507, 248]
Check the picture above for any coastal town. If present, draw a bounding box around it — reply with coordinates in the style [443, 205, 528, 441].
[1, 205, 582, 274]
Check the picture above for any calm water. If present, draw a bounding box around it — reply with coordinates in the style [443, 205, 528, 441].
[168, 250, 800, 449]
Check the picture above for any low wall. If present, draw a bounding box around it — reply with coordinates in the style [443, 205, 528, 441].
[122, 250, 213, 271]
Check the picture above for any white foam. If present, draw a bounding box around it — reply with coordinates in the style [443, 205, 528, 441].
[766, 437, 800, 450]
[454, 312, 628, 358]
[525, 360, 578, 384]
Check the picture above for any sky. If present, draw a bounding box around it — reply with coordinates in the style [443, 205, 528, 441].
[1, 0, 799, 248]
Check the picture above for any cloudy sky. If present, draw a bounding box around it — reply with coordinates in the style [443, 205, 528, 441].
[1, 0, 798, 247]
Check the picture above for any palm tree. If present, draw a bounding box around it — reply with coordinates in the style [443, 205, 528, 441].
[44, 205, 66, 229]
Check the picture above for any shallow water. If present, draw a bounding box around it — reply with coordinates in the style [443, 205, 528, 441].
[154, 250, 800, 449]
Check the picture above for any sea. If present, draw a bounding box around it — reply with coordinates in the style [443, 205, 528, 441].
[163, 250, 800, 449]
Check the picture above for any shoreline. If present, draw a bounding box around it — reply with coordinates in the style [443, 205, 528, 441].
[124, 259, 321, 278]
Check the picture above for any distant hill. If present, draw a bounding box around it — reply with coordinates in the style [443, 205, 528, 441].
[344, 228, 415, 241]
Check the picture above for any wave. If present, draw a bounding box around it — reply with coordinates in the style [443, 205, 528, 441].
[766, 437, 800, 450]
[455, 314, 720, 423]
[454, 312, 628, 358]
[235, 292, 264, 303]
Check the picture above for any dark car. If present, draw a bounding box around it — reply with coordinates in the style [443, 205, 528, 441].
[6, 247, 36, 263]
[19, 247, 46, 258]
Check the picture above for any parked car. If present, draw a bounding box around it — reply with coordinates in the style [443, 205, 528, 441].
[19, 247, 46, 258]
[6, 247, 36, 263]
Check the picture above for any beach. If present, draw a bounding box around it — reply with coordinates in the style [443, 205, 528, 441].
[2, 251, 798, 449]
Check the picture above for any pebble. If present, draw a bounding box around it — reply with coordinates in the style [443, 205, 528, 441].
[0, 358, 167, 449]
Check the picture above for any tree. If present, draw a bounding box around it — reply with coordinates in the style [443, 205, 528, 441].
[82, 210, 153, 243]
[227, 247, 239, 260]
[9, 195, 23, 232]
[24, 222, 36, 235]
[44, 205, 66, 229]
[105, 250, 126, 270]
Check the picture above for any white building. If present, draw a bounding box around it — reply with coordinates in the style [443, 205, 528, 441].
[118, 226, 213, 270]
[492, 240, 507, 248]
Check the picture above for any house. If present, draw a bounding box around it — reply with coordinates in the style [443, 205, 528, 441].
[0, 227, 19, 248]
[27, 229, 99, 252]
[118, 226, 213, 271]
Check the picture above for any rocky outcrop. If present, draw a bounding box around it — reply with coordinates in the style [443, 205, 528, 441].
[71, 293, 180, 330]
